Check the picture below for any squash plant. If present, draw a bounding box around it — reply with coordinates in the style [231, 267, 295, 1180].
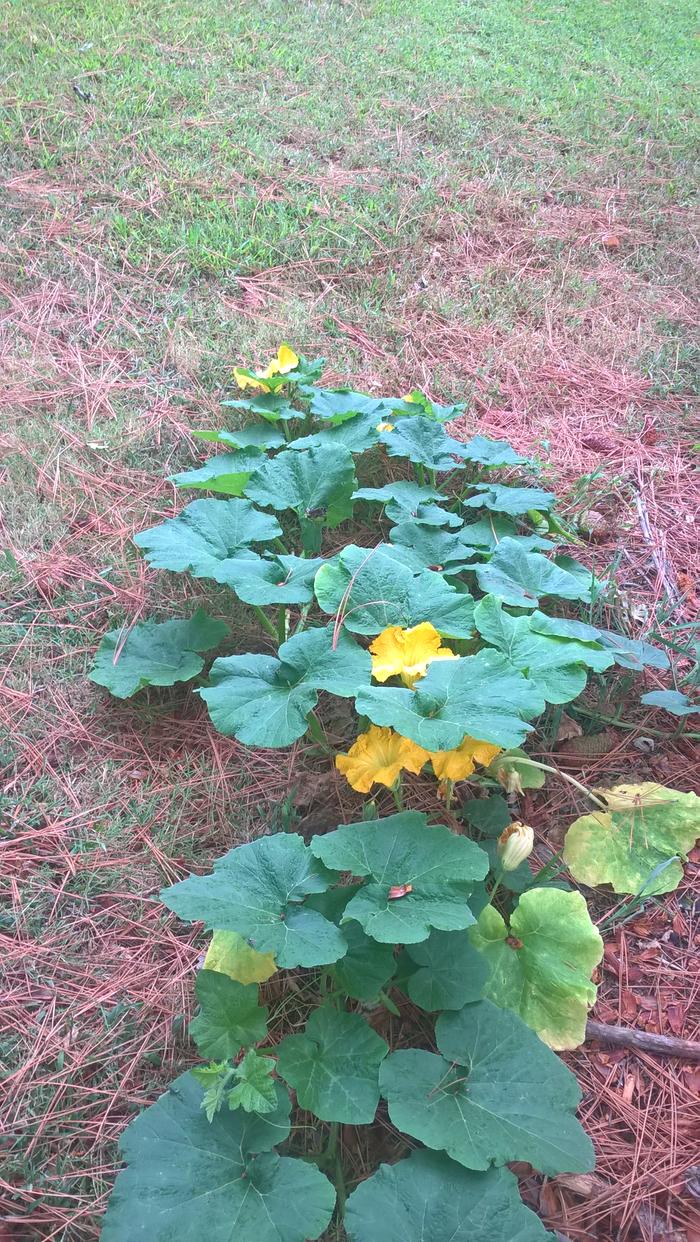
[93, 346, 694, 1241]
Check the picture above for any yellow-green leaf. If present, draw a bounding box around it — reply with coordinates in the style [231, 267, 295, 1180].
[204, 930, 276, 985]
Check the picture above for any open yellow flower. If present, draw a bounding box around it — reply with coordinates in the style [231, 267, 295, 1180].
[427, 736, 502, 781]
[376, 421, 395, 432]
[233, 344, 299, 392]
[370, 622, 457, 688]
[336, 726, 429, 793]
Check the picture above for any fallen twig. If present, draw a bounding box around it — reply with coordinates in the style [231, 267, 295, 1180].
[586, 1019, 700, 1062]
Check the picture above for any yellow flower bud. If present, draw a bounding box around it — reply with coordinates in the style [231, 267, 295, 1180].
[497, 822, 534, 871]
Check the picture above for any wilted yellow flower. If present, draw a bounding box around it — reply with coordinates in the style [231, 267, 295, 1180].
[233, 344, 299, 392]
[497, 821, 534, 871]
[370, 622, 457, 687]
[428, 736, 502, 781]
[376, 421, 395, 432]
[336, 726, 429, 793]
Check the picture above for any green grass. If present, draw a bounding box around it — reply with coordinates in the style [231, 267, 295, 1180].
[1, 0, 698, 1235]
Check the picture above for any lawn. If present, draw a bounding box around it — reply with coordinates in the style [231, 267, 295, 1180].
[1, 0, 698, 1238]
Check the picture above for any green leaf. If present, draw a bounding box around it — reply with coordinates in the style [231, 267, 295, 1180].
[245, 446, 357, 528]
[222, 553, 324, 606]
[169, 449, 263, 495]
[474, 596, 613, 703]
[288, 409, 383, 453]
[89, 611, 228, 699]
[188, 970, 268, 1060]
[227, 1050, 278, 1114]
[379, 416, 471, 471]
[389, 522, 480, 573]
[528, 613, 670, 670]
[221, 392, 298, 420]
[458, 436, 529, 467]
[204, 930, 276, 984]
[201, 624, 371, 748]
[403, 930, 490, 1011]
[356, 650, 545, 751]
[486, 749, 546, 791]
[190, 1062, 232, 1121]
[470, 889, 603, 1049]
[460, 515, 553, 552]
[308, 388, 389, 423]
[463, 484, 556, 516]
[308, 889, 397, 1000]
[352, 481, 461, 528]
[462, 795, 512, 837]
[101, 1072, 335, 1242]
[314, 543, 476, 637]
[160, 834, 347, 969]
[475, 538, 594, 608]
[311, 812, 489, 944]
[641, 689, 698, 716]
[194, 424, 286, 450]
[276, 1006, 388, 1124]
[134, 499, 283, 579]
[392, 392, 463, 421]
[344, 1148, 556, 1242]
[563, 782, 700, 895]
[379, 999, 593, 1174]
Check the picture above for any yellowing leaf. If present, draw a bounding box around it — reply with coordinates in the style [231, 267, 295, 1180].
[564, 782, 700, 895]
[428, 736, 501, 781]
[370, 622, 457, 687]
[336, 726, 429, 793]
[204, 929, 276, 984]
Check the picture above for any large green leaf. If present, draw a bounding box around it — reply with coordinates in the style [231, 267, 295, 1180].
[160, 834, 347, 969]
[462, 794, 512, 838]
[245, 446, 356, 528]
[403, 930, 490, 1011]
[170, 448, 263, 495]
[458, 436, 528, 467]
[352, 482, 461, 527]
[307, 889, 397, 1000]
[344, 1149, 555, 1242]
[101, 1072, 335, 1242]
[288, 409, 383, 453]
[311, 812, 489, 944]
[276, 1006, 388, 1124]
[474, 596, 613, 703]
[188, 970, 268, 1060]
[379, 999, 593, 1174]
[379, 416, 471, 471]
[470, 889, 603, 1049]
[194, 424, 286, 450]
[475, 538, 593, 608]
[314, 544, 475, 637]
[200, 624, 371, 748]
[221, 553, 324, 606]
[356, 650, 545, 751]
[389, 522, 480, 573]
[221, 392, 298, 421]
[134, 499, 283, 579]
[308, 388, 390, 423]
[463, 484, 556, 516]
[89, 611, 228, 699]
[528, 613, 670, 670]
[563, 782, 700, 895]
[460, 515, 553, 553]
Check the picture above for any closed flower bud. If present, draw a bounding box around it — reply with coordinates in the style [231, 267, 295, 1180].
[497, 822, 534, 871]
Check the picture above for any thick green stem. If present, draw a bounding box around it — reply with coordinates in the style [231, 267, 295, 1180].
[252, 605, 278, 641]
[277, 606, 287, 644]
[506, 756, 609, 811]
[390, 779, 404, 812]
[415, 462, 426, 487]
[325, 1124, 346, 1217]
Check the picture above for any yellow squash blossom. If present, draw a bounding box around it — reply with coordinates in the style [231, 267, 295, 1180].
[376, 421, 395, 432]
[497, 821, 535, 871]
[427, 736, 502, 781]
[233, 344, 299, 392]
[336, 726, 429, 793]
[370, 622, 457, 688]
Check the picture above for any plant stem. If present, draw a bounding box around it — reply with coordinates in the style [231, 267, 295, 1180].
[415, 462, 425, 487]
[306, 711, 334, 754]
[274, 537, 289, 556]
[390, 779, 404, 812]
[252, 605, 278, 641]
[506, 756, 609, 811]
[277, 606, 287, 644]
[325, 1124, 346, 1217]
